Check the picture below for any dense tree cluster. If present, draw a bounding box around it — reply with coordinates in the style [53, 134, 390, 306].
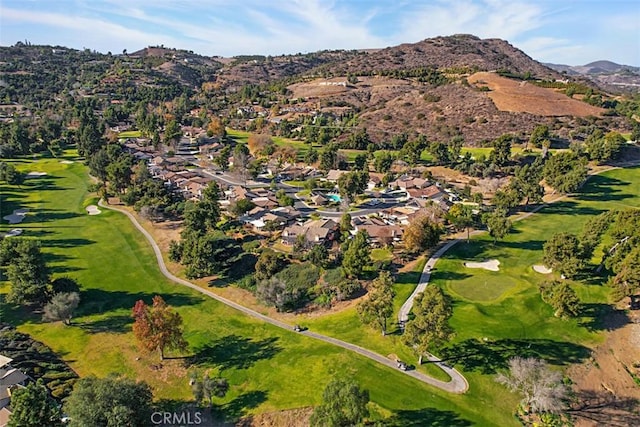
[64, 376, 153, 427]
[310, 378, 370, 427]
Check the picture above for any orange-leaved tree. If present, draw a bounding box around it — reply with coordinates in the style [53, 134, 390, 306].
[132, 295, 188, 360]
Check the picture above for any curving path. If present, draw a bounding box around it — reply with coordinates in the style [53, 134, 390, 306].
[97, 200, 469, 393]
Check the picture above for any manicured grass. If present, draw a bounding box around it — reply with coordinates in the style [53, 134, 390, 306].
[448, 266, 518, 302]
[1, 156, 511, 425]
[371, 248, 394, 262]
[118, 130, 143, 138]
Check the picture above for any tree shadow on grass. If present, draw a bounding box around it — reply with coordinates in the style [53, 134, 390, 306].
[494, 239, 546, 252]
[439, 338, 591, 374]
[220, 390, 268, 421]
[429, 270, 472, 282]
[32, 210, 82, 222]
[540, 201, 605, 217]
[381, 408, 473, 426]
[78, 289, 201, 317]
[45, 237, 96, 248]
[188, 335, 281, 370]
[580, 304, 628, 332]
[77, 314, 132, 334]
[396, 270, 421, 285]
[577, 175, 632, 203]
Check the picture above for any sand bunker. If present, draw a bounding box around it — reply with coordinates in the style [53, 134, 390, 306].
[86, 205, 101, 215]
[533, 265, 553, 274]
[3, 209, 28, 224]
[25, 171, 47, 178]
[60, 160, 74, 164]
[5, 229, 23, 237]
[464, 259, 500, 271]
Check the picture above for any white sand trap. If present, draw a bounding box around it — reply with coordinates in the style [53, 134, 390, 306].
[60, 160, 74, 164]
[3, 209, 29, 224]
[86, 205, 101, 215]
[464, 259, 500, 271]
[25, 171, 47, 178]
[5, 229, 23, 237]
[533, 265, 553, 274]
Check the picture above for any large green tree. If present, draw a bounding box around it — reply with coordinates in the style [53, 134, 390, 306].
[309, 378, 370, 427]
[0, 238, 50, 306]
[341, 231, 371, 279]
[539, 281, 581, 318]
[357, 271, 396, 335]
[403, 286, 453, 364]
[447, 204, 474, 242]
[64, 376, 153, 427]
[181, 182, 222, 235]
[337, 170, 369, 201]
[7, 379, 61, 427]
[489, 134, 514, 167]
[484, 209, 512, 243]
[543, 232, 588, 278]
[543, 152, 588, 194]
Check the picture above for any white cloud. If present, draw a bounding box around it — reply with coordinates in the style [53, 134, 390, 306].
[0, 6, 182, 52]
[393, 0, 544, 44]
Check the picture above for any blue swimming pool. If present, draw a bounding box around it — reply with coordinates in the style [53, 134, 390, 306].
[327, 194, 341, 202]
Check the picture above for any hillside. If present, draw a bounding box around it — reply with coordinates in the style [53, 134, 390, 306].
[1, 35, 634, 146]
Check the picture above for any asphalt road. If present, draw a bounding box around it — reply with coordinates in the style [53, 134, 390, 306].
[98, 200, 469, 393]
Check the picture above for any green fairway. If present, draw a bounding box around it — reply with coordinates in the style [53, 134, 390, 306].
[1, 155, 514, 425]
[118, 130, 143, 138]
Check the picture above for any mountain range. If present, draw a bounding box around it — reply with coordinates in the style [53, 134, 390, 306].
[545, 60, 640, 92]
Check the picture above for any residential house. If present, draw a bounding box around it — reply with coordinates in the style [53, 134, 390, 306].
[388, 176, 429, 190]
[352, 217, 403, 246]
[367, 173, 384, 190]
[324, 169, 347, 182]
[406, 184, 445, 201]
[0, 355, 29, 427]
[310, 193, 328, 206]
[282, 219, 338, 246]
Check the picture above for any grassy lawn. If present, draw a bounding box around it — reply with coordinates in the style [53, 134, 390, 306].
[226, 128, 313, 161]
[1, 155, 512, 425]
[118, 130, 143, 138]
[371, 247, 394, 262]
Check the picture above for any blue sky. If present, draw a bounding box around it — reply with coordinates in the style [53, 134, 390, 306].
[1, 0, 639, 66]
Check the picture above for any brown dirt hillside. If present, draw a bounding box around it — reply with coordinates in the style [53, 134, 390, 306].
[567, 309, 640, 426]
[468, 72, 605, 117]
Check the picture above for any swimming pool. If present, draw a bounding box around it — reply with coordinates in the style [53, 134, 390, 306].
[327, 194, 341, 202]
